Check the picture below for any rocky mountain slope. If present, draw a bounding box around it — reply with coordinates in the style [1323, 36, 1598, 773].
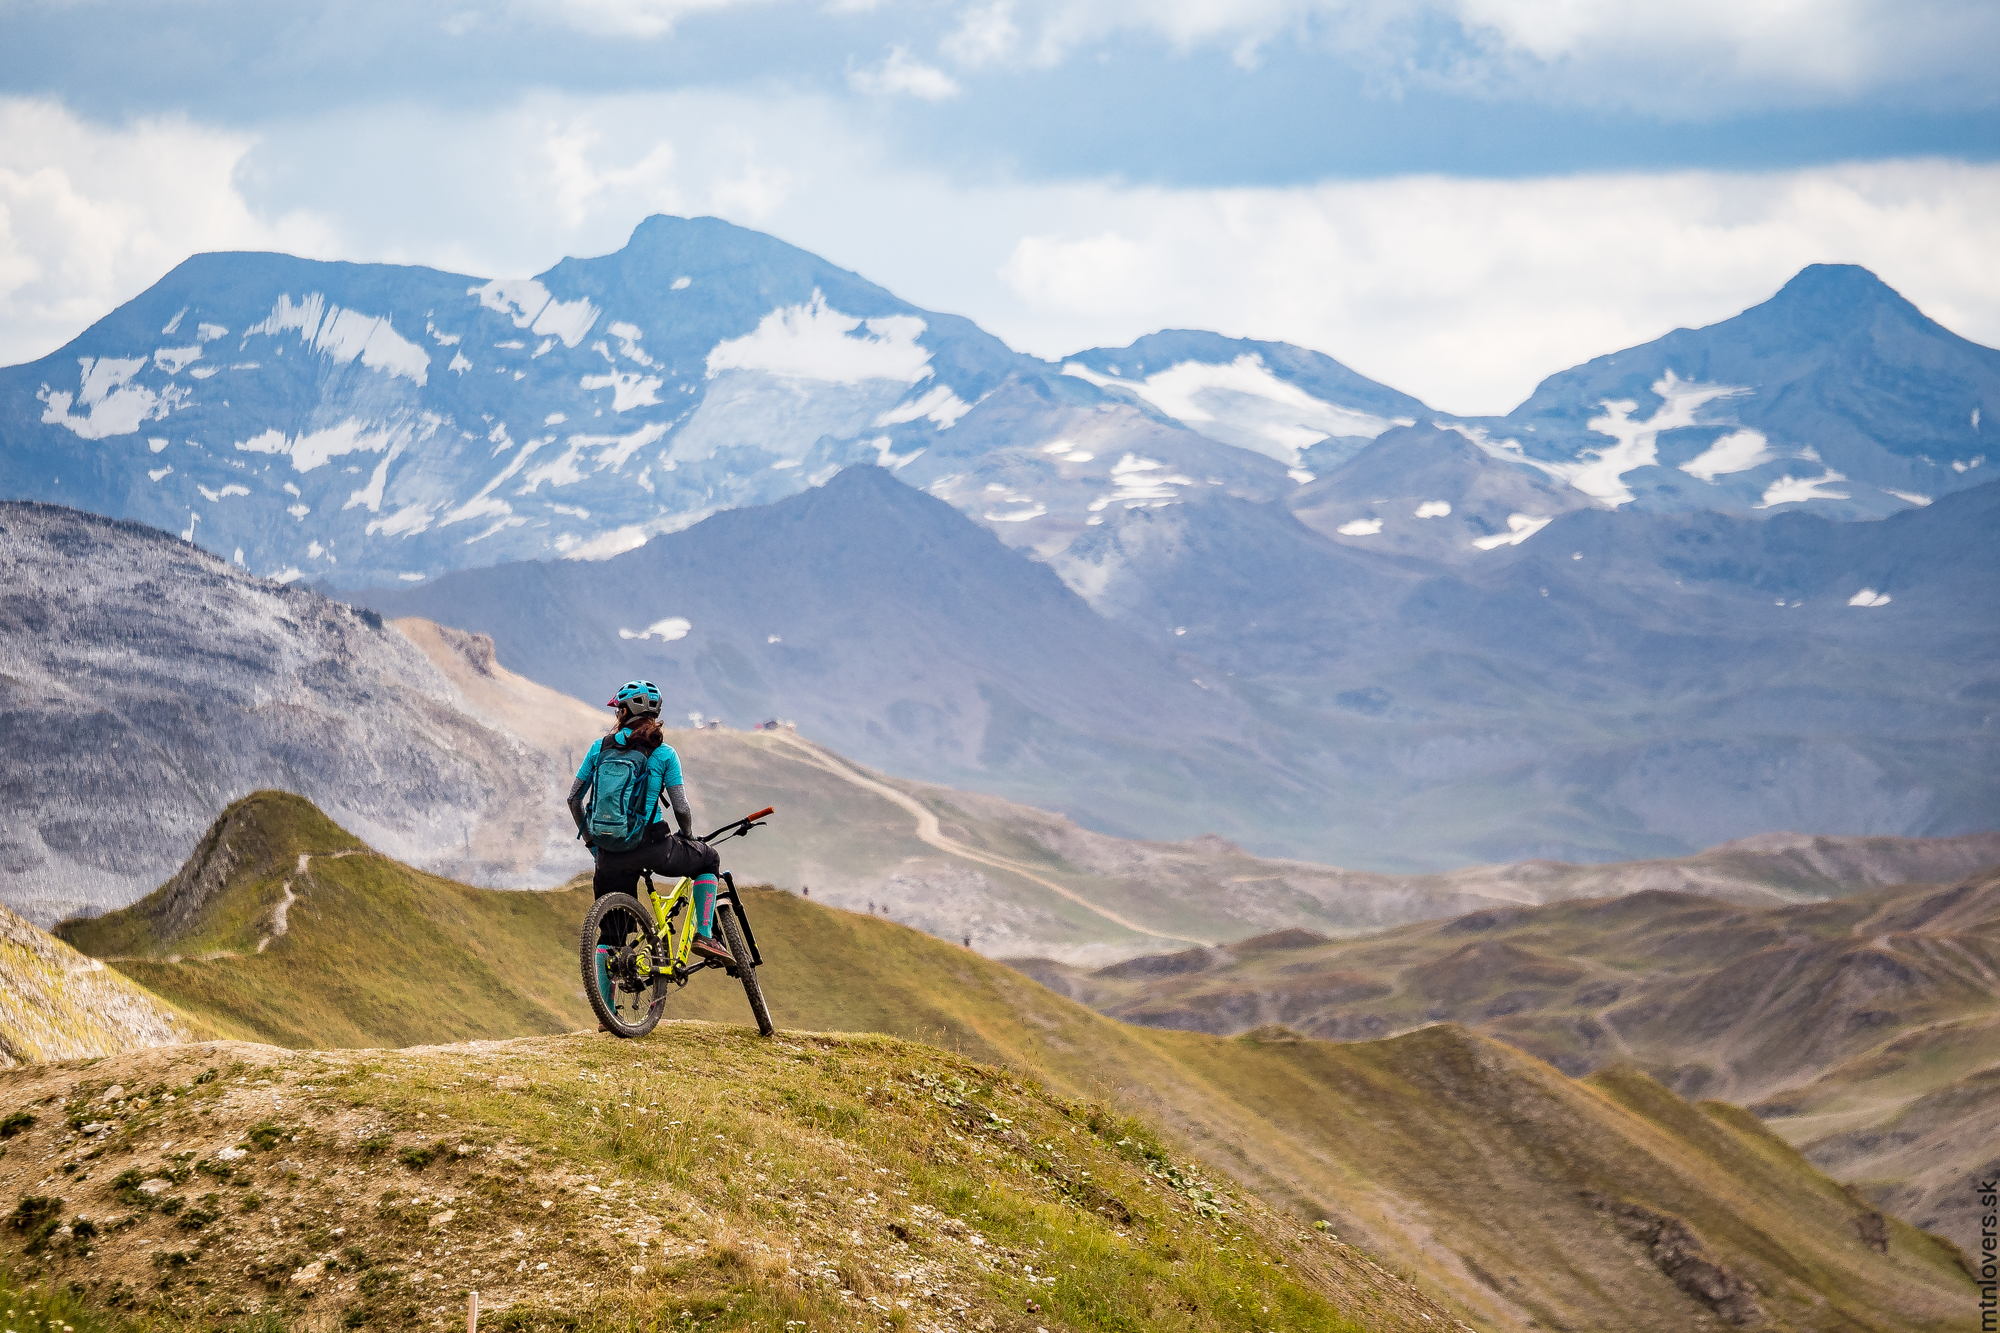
[47, 792, 1978, 1332]
[361, 455, 2000, 867]
[1060, 473, 2000, 863]
[0, 903, 198, 1067]
[1014, 866, 2000, 1255]
[0, 501, 580, 924]
[1471, 263, 1999, 520]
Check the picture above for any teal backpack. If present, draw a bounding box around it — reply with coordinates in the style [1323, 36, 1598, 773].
[585, 737, 655, 853]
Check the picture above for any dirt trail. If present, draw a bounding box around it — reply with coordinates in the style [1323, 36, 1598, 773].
[104, 849, 366, 964]
[758, 730, 1207, 947]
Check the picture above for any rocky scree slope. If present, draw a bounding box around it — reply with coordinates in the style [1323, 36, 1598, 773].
[0, 501, 578, 924]
[54, 793, 1977, 1333]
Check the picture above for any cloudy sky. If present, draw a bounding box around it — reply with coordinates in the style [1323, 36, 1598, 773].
[3, 0, 1998, 413]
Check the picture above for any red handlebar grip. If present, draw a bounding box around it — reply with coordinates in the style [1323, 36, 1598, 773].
[746, 806, 775, 822]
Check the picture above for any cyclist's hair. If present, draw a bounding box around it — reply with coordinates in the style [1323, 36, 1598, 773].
[615, 713, 664, 751]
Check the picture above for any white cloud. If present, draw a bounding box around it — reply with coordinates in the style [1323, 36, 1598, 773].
[4, 90, 1999, 418]
[935, 0, 2000, 111]
[515, 0, 774, 39]
[849, 46, 963, 100]
[0, 98, 336, 366]
[993, 159, 2000, 412]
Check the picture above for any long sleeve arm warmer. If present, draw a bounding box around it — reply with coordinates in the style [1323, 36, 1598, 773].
[666, 783, 694, 837]
[567, 778, 590, 835]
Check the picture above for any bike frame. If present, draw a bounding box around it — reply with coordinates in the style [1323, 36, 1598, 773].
[631, 870, 765, 979]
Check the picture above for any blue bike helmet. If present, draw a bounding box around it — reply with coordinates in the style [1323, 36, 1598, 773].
[608, 679, 663, 717]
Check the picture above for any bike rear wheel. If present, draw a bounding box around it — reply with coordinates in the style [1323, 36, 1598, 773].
[715, 901, 773, 1037]
[581, 893, 667, 1038]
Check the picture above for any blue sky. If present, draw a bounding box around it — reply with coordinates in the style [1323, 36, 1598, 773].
[3, 0, 1998, 412]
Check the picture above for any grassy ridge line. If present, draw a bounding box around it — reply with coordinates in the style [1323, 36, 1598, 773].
[1020, 870, 2000, 1256]
[54, 793, 1977, 1332]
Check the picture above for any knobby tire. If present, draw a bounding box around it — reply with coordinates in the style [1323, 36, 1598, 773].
[581, 892, 666, 1039]
[716, 902, 774, 1037]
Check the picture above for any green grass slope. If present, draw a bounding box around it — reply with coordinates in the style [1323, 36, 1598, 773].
[1017, 872, 2000, 1257]
[53, 795, 1978, 1332]
[0, 904, 201, 1067]
[0, 1031, 1456, 1332]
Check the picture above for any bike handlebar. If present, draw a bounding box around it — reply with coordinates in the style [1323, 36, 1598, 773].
[704, 806, 775, 843]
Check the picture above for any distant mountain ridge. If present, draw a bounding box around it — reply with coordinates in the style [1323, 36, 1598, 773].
[5, 220, 1995, 593]
[358, 463, 2000, 868]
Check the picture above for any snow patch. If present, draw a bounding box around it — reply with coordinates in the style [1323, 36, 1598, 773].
[197, 483, 249, 501]
[39, 357, 179, 438]
[1550, 371, 1746, 506]
[1287, 468, 1315, 484]
[875, 384, 971, 429]
[1064, 354, 1406, 466]
[235, 420, 400, 473]
[470, 278, 599, 348]
[1847, 588, 1893, 608]
[1680, 428, 1775, 482]
[147, 465, 172, 481]
[618, 615, 691, 641]
[570, 421, 670, 473]
[366, 505, 435, 537]
[449, 351, 472, 375]
[565, 525, 654, 561]
[606, 322, 656, 367]
[1414, 500, 1452, 518]
[196, 323, 227, 342]
[707, 291, 930, 384]
[671, 276, 691, 291]
[1472, 513, 1553, 550]
[1953, 455, 1986, 473]
[1756, 469, 1850, 508]
[247, 293, 430, 384]
[580, 370, 664, 412]
[1886, 489, 1932, 506]
[984, 502, 1047, 523]
[427, 321, 461, 346]
[1337, 518, 1384, 536]
[1040, 438, 1095, 464]
[153, 345, 202, 374]
[162, 308, 185, 335]
[147, 437, 169, 453]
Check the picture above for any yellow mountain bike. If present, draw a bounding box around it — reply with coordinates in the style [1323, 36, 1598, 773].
[580, 807, 775, 1039]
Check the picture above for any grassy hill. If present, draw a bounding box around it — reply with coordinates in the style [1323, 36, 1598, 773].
[0, 1029, 1463, 1332]
[1014, 872, 2000, 1256]
[43, 793, 1978, 1332]
[0, 903, 200, 1068]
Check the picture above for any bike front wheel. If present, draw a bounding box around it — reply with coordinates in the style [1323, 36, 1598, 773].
[581, 892, 667, 1038]
[715, 902, 773, 1037]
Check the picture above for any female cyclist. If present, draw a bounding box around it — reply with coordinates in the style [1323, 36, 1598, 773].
[567, 680, 731, 964]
